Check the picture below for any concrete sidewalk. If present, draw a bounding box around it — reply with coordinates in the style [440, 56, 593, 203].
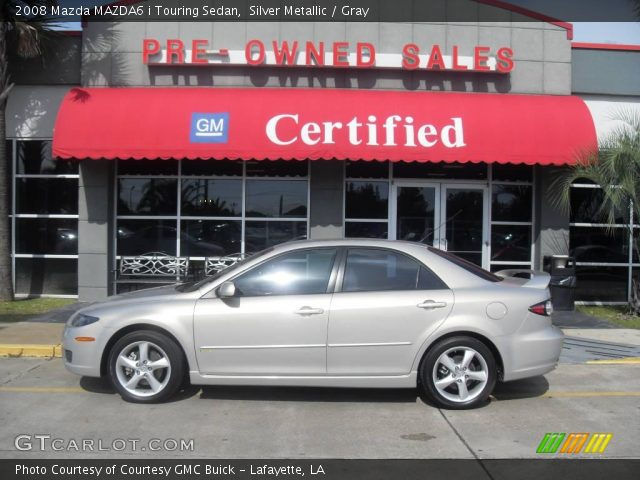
[0, 305, 639, 359]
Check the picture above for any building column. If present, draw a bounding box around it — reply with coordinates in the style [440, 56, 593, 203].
[535, 166, 571, 270]
[78, 160, 113, 301]
[309, 160, 344, 239]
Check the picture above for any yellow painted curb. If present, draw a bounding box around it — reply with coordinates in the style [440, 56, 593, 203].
[0, 344, 63, 358]
[586, 357, 640, 365]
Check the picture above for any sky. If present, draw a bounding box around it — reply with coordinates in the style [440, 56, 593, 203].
[51, 0, 640, 45]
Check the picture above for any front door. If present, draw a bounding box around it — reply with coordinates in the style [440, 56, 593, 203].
[193, 248, 338, 375]
[392, 182, 488, 268]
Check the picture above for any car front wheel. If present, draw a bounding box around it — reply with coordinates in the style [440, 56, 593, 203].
[108, 330, 184, 403]
[420, 336, 497, 409]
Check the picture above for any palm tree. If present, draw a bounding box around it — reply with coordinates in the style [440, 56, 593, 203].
[0, 1, 56, 300]
[550, 110, 640, 311]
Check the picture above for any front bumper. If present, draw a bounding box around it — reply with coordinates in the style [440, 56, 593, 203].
[501, 323, 564, 382]
[62, 324, 106, 378]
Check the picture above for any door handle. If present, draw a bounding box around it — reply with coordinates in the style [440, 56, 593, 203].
[294, 306, 325, 316]
[417, 300, 447, 309]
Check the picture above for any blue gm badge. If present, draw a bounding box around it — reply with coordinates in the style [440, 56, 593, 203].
[190, 113, 229, 143]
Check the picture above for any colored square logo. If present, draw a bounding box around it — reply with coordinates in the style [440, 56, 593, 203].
[190, 113, 229, 143]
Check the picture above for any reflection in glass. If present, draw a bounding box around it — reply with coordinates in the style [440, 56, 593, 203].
[570, 227, 629, 263]
[445, 188, 483, 266]
[491, 225, 532, 262]
[491, 185, 532, 222]
[575, 266, 627, 302]
[244, 221, 307, 253]
[181, 179, 241, 216]
[570, 187, 627, 224]
[345, 222, 388, 239]
[345, 181, 389, 219]
[180, 220, 241, 257]
[118, 179, 178, 215]
[245, 180, 307, 218]
[17, 140, 79, 174]
[343, 248, 423, 292]
[117, 220, 178, 256]
[396, 186, 436, 244]
[234, 248, 336, 296]
[15, 218, 78, 254]
[490, 263, 533, 272]
[16, 178, 78, 214]
[15, 258, 78, 296]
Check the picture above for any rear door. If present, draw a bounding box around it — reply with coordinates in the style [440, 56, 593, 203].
[327, 247, 454, 375]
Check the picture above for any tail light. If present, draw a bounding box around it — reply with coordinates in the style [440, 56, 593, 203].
[529, 299, 553, 316]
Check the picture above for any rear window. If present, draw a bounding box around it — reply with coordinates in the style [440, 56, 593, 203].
[427, 247, 502, 283]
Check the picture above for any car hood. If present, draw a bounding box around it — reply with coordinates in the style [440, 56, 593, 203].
[103, 284, 181, 302]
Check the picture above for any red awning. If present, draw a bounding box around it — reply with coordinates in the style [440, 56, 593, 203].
[53, 87, 596, 165]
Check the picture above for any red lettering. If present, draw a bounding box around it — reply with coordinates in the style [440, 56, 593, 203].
[496, 47, 514, 73]
[305, 41, 324, 66]
[426, 44, 445, 70]
[451, 46, 468, 70]
[245, 39, 266, 65]
[142, 38, 160, 64]
[191, 39, 208, 64]
[166, 39, 185, 64]
[332, 41, 349, 67]
[402, 43, 420, 70]
[272, 40, 299, 65]
[356, 42, 375, 67]
[473, 46, 491, 71]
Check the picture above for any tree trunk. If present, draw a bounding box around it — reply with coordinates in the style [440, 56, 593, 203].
[0, 20, 14, 301]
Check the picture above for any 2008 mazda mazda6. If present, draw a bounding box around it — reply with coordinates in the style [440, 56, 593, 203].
[63, 239, 563, 409]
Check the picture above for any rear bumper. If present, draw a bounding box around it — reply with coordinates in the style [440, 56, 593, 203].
[501, 323, 564, 382]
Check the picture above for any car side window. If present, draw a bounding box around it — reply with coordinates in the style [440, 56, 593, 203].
[233, 248, 337, 297]
[343, 248, 447, 292]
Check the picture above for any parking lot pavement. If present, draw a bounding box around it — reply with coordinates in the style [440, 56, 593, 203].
[0, 358, 638, 460]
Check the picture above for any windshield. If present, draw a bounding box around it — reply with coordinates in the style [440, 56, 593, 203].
[175, 247, 274, 293]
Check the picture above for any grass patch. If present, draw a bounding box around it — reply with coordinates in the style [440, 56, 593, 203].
[0, 298, 75, 323]
[577, 305, 640, 329]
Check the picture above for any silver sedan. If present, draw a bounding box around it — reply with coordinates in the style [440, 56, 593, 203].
[62, 239, 563, 409]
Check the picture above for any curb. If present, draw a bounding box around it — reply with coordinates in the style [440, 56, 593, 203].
[586, 357, 640, 365]
[0, 344, 62, 358]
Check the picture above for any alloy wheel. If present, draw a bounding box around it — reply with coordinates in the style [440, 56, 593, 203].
[431, 346, 489, 403]
[114, 341, 172, 397]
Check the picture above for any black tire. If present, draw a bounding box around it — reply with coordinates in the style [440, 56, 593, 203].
[108, 330, 185, 403]
[419, 336, 497, 410]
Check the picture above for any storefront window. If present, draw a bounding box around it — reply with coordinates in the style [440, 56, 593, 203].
[345, 181, 389, 219]
[489, 167, 533, 270]
[570, 184, 634, 303]
[116, 159, 309, 259]
[181, 179, 242, 216]
[12, 140, 79, 297]
[394, 161, 487, 180]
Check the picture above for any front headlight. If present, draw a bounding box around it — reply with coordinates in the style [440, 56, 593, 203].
[70, 314, 100, 327]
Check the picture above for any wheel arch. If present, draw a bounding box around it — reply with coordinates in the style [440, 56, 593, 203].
[416, 330, 505, 383]
[100, 323, 190, 377]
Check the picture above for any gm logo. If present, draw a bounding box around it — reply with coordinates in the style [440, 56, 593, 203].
[190, 113, 229, 143]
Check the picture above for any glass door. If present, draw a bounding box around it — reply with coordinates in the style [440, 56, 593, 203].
[391, 182, 440, 246]
[440, 184, 488, 267]
[392, 181, 488, 268]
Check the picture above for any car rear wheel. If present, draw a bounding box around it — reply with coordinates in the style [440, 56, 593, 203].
[420, 336, 496, 409]
[108, 330, 184, 403]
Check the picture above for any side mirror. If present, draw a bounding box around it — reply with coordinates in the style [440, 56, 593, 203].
[217, 281, 236, 298]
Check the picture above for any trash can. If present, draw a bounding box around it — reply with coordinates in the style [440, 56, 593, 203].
[546, 255, 576, 311]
